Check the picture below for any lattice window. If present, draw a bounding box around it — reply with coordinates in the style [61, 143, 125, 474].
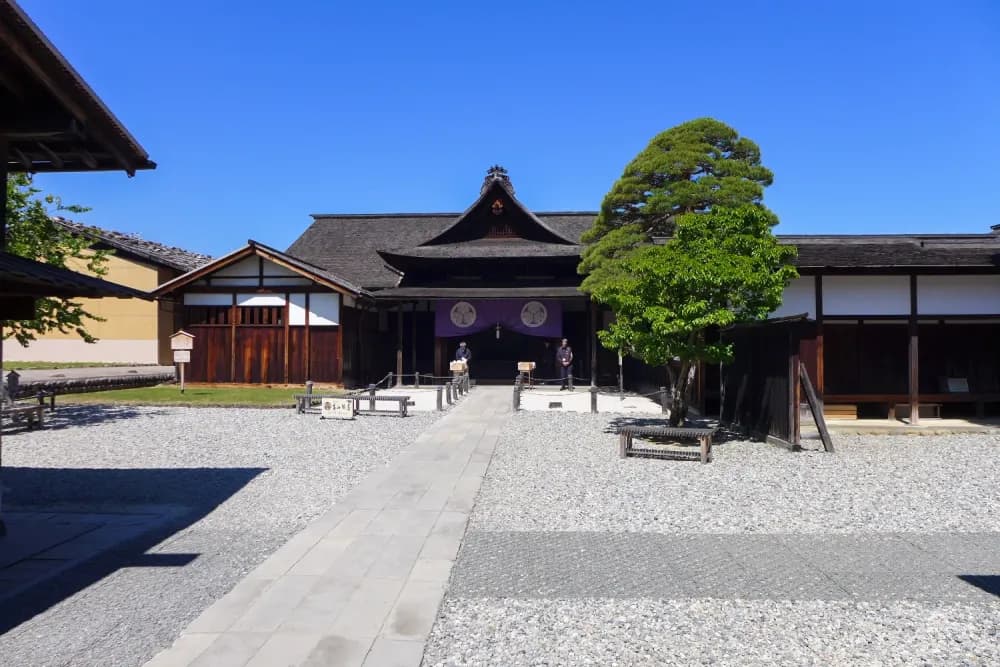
[238, 306, 284, 326]
[184, 306, 230, 326]
[485, 222, 516, 238]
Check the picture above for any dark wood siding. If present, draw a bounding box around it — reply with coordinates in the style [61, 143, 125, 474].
[187, 326, 231, 382]
[234, 328, 285, 384]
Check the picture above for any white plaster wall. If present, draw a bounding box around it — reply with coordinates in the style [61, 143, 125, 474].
[289, 293, 307, 325]
[771, 276, 816, 318]
[917, 275, 1000, 315]
[288, 293, 339, 326]
[236, 294, 286, 307]
[309, 293, 340, 326]
[822, 275, 910, 316]
[3, 339, 159, 364]
[212, 256, 259, 277]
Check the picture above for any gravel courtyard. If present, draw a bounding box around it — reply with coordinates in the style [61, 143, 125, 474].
[0, 404, 441, 667]
[425, 411, 1000, 666]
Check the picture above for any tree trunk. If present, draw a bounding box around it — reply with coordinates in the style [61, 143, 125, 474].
[668, 360, 691, 426]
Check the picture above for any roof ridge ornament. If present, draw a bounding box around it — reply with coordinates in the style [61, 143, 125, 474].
[481, 164, 514, 196]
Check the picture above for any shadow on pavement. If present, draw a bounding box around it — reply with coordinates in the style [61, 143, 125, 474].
[0, 465, 266, 634]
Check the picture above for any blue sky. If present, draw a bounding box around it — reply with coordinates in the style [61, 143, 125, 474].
[20, 0, 1000, 257]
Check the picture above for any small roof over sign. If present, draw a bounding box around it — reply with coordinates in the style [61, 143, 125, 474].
[170, 329, 195, 340]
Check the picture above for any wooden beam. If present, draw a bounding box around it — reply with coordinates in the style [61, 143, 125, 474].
[337, 322, 344, 385]
[0, 21, 136, 174]
[11, 146, 31, 170]
[0, 67, 25, 100]
[790, 329, 801, 447]
[589, 300, 597, 386]
[36, 141, 63, 169]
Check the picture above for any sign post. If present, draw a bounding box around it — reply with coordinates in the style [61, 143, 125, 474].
[170, 330, 195, 394]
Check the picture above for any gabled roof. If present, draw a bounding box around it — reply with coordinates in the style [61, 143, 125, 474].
[417, 168, 577, 246]
[0, 0, 155, 174]
[52, 218, 212, 272]
[154, 239, 369, 298]
[0, 250, 150, 298]
[289, 212, 597, 290]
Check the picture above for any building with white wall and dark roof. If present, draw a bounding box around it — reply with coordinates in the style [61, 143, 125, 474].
[155, 166, 1000, 422]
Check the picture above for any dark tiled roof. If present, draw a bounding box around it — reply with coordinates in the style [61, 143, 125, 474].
[288, 212, 597, 289]
[786, 238, 1000, 268]
[154, 240, 367, 298]
[380, 240, 583, 260]
[0, 251, 150, 299]
[372, 285, 585, 300]
[53, 218, 212, 272]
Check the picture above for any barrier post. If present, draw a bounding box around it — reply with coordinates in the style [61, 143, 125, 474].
[590, 385, 598, 413]
[436, 385, 443, 411]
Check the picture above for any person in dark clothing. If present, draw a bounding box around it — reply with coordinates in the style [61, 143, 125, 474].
[556, 338, 574, 390]
[455, 341, 471, 368]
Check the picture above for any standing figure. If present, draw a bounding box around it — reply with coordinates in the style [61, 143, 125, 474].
[455, 341, 471, 372]
[556, 338, 574, 390]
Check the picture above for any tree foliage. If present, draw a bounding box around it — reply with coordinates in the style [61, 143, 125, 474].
[3, 173, 109, 346]
[583, 206, 797, 425]
[580, 117, 774, 275]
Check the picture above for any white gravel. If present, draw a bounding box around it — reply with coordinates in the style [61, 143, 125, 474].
[0, 404, 440, 667]
[470, 412, 1000, 533]
[424, 598, 1000, 666]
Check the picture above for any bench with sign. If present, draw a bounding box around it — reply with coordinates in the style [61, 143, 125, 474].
[618, 425, 717, 464]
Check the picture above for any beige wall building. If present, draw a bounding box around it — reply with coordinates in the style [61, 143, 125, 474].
[3, 220, 210, 364]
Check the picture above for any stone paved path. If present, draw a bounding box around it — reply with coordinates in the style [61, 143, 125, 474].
[144, 386, 509, 667]
[450, 531, 1000, 601]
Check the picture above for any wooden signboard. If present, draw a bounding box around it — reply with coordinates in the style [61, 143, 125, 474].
[173, 350, 191, 363]
[321, 397, 355, 420]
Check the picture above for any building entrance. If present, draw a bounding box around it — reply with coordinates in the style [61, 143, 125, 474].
[445, 329, 559, 382]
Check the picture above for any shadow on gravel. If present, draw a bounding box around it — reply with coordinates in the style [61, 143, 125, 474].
[1, 404, 165, 435]
[0, 466, 266, 635]
[958, 575, 1000, 598]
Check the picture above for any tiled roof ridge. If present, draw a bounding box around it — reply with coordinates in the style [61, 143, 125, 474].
[52, 217, 213, 271]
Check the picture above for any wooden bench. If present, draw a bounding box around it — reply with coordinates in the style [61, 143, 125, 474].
[618, 426, 717, 464]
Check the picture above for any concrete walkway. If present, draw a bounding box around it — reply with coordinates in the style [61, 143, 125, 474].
[144, 386, 510, 667]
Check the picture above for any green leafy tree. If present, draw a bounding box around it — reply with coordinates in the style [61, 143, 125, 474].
[583, 206, 797, 425]
[3, 173, 109, 346]
[580, 117, 774, 275]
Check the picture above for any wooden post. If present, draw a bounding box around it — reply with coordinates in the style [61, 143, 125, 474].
[1, 143, 8, 536]
[590, 385, 598, 413]
[283, 292, 290, 384]
[789, 328, 801, 447]
[588, 300, 598, 387]
[396, 305, 403, 387]
[815, 275, 824, 396]
[230, 293, 237, 382]
[436, 385, 443, 411]
[660, 386, 668, 414]
[304, 292, 311, 381]
[368, 383, 376, 411]
[800, 364, 834, 452]
[434, 336, 442, 379]
[410, 301, 417, 378]
[179, 362, 186, 394]
[909, 275, 920, 425]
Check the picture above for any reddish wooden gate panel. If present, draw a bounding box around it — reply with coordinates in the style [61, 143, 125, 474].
[309, 327, 341, 382]
[234, 328, 285, 384]
[187, 326, 231, 383]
